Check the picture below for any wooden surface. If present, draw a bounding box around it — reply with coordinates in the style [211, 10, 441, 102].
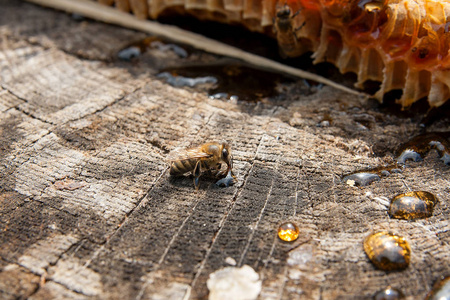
[1, 1, 449, 299]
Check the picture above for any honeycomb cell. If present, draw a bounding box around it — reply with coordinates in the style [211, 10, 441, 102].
[389, 191, 438, 220]
[278, 222, 300, 242]
[347, 0, 387, 44]
[364, 232, 411, 271]
[410, 35, 440, 66]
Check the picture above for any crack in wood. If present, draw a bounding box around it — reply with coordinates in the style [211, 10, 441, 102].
[293, 166, 301, 218]
[82, 168, 169, 270]
[1, 86, 53, 126]
[24, 238, 87, 298]
[3, 243, 93, 299]
[188, 162, 254, 292]
[238, 161, 277, 267]
[187, 133, 268, 295]
[56, 84, 144, 127]
[156, 190, 203, 266]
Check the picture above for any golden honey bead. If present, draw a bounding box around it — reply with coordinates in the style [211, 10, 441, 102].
[278, 222, 299, 242]
[364, 232, 411, 271]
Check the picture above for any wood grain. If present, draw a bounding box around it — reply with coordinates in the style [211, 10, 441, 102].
[0, 1, 449, 299]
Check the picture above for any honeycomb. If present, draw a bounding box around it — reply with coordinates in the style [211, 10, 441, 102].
[97, 0, 450, 108]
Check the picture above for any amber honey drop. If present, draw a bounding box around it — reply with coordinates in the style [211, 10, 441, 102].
[278, 222, 299, 242]
[426, 276, 450, 300]
[389, 191, 438, 220]
[373, 287, 405, 300]
[364, 232, 411, 271]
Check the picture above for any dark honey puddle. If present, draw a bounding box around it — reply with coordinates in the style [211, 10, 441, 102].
[157, 63, 294, 102]
[343, 132, 450, 186]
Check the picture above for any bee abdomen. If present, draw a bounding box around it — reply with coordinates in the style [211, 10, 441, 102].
[170, 159, 197, 176]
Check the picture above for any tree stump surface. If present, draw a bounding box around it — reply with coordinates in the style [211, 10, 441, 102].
[0, 1, 449, 299]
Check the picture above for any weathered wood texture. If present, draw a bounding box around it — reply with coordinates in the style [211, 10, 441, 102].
[1, 1, 449, 299]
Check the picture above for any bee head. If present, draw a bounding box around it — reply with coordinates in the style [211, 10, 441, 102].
[276, 6, 291, 19]
[220, 142, 233, 169]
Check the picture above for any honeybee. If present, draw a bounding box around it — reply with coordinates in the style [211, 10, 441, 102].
[273, 3, 306, 58]
[167, 142, 236, 190]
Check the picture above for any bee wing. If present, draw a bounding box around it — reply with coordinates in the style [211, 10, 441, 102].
[166, 147, 212, 163]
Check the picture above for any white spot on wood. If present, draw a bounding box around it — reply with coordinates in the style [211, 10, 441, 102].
[346, 179, 356, 187]
[207, 265, 261, 300]
[224, 257, 236, 266]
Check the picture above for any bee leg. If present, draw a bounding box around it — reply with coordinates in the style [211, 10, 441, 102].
[293, 21, 306, 39]
[213, 163, 224, 177]
[292, 8, 302, 18]
[205, 163, 220, 177]
[193, 160, 202, 190]
[216, 156, 236, 187]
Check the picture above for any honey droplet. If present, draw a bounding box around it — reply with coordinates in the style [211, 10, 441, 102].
[426, 276, 450, 300]
[373, 286, 405, 300]
[364, 232, 411, 271]
[389, 191, 438, 220]
[278, 222, 299, 242]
